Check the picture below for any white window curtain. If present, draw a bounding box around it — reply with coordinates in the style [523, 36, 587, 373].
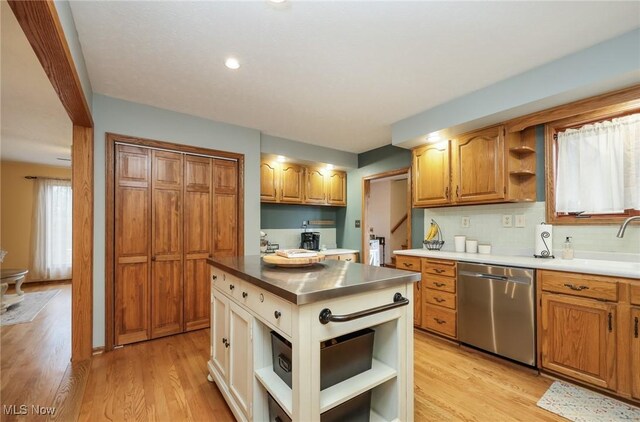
[556, 113, 640, 214]
[30, 178, 72, 280]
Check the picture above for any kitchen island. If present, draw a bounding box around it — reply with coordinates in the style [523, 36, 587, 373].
[207, 256, 420, 422]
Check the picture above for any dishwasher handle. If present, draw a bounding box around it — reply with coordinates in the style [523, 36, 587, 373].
[459, 270, 531, 285]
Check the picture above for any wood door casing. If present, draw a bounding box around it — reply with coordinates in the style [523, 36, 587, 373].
[451, 125, 505, 203]
[327, 171, 347, 206]
[632, 308, 640, 400]
[115, 145, 151, 345]
[213, 159, 238, 258]
[184, 156, 212, 331]
[280, 163, 304, 203]
[413, 143, 450, 206]
[260, 161, 279, 202]
[541, 294, 617, 390]
[305, 168, 326, 204]
[151, 150, 184, 339]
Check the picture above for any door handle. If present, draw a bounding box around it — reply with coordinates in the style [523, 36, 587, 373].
[151, 256, 156, 262]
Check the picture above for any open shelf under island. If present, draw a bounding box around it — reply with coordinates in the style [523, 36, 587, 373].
[207, 256, 420, 422]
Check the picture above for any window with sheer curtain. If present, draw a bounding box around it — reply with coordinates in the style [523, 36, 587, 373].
[30, 178, 72, 280]
[555, 113, 640, 215]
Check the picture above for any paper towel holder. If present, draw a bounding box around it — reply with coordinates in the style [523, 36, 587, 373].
[534, 221, 555, 259]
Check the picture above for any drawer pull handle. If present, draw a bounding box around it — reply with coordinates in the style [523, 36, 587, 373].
[403, 263, 413, 268]
[433, 318, 446, 325]
[344, 258, 352, 262]
[434, 269, 445, 274]
[229, 284, 235, 291]
[212, 275, 218, 280]
[434, 297, 445, 303]
[635, 317, 638, 338]
[242, 292, 248, 298]
[434, 282, 446, 288]
[319, 293, 409, 325]
[563, 283, 589, 291]
[274, 310, 282, 319]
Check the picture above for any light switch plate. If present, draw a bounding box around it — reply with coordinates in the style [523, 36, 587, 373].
[461, 216, 470, 228]
[355, 220, 361, 228]
[502, 215, 513, 227]
[515, 214, 526, 228]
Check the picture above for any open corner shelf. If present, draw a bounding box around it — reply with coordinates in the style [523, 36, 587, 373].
[509, 146, 536, 156]
[255, 366, 293, 417]
[319, 359, 397, 413]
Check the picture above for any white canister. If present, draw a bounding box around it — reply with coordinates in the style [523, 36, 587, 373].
[466, 240, 478, 254]
[454, 235, 466, 252]
[478, 244, 491, 254]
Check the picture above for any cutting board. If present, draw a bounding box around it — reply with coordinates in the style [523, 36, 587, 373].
[262, 254, 326, 268]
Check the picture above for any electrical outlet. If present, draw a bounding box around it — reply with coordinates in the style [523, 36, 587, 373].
[502, 215, 513, 227]
[461, 216, 470, 228]
[515, 214, 526, 228]
[355, 220, 361, 228]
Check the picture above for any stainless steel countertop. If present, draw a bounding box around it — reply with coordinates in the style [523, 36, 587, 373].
[207, 255, 420, 305]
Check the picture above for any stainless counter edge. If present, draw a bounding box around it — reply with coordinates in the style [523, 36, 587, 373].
[207, 257, 420, 305]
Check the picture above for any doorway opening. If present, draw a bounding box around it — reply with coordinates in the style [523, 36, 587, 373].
[362, 168, 412, 267]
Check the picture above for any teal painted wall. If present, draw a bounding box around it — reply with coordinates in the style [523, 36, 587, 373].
[337, 145, 424, 251]
[92, 94, 261, 347]
[261, 204, 338, 229]
[261, 134, 357, 169]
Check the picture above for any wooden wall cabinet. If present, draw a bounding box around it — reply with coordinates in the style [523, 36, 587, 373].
[412, 124, 536, 208]
[259, 159, 347, 207]
[412, 143, 450, 207]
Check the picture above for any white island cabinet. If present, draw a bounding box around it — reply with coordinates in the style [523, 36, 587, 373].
[207, 256, 420, 422]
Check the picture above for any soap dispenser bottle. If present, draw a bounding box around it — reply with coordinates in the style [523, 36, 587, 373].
[562, 236, 574, 260]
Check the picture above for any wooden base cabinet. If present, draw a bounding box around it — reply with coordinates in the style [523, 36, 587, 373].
[632, 308, 640, 400]
[539, 270, 640, 403]
[541, 293, 617, 390]
[395, 255, 422, 327]
[421, 259, 457, 339]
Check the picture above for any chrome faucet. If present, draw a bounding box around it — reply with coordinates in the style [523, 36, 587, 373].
[616, 216, 640, 238]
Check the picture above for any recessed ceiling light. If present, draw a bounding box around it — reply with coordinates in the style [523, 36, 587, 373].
[325, 164, 334, 170]
[276, 155, 286, 162]
[268, 0, 287, 3]
[426, 132, 441, 143]
[225, 57, 240, 70]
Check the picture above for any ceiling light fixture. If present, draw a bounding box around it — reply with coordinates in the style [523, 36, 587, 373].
[276, 155, 286, 162]
[426, 132, 441, 144]
[325, 164, 334, 170]
[268, 0, 287, 3]
[225, 57, 240, 70]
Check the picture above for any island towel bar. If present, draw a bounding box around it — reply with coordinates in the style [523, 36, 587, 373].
[318, 293, 409, 325]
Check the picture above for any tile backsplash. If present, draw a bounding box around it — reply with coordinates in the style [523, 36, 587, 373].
[261, 228, 338, 250]
[423, 202, 639, 260]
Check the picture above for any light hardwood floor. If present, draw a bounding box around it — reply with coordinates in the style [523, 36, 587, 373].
[2, 287, 563, 421]
[1, 282, 72, 422]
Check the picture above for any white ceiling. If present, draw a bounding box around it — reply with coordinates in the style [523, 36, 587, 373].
[1, 1, 72, 167]
[69, 1, 640, 153]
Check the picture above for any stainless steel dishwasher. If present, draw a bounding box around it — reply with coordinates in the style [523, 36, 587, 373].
[457, 262, 536, 366]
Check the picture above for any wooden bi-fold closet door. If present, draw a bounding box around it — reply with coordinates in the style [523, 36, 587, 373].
[184, 155, 212, 331]
[114, 142, 240, 346]
[150, 150, 184, 339]
[114, 145, 152, 345]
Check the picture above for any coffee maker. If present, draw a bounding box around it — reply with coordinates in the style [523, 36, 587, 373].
[300, 232, 320, 251]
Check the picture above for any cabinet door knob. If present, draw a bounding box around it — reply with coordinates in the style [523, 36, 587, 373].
[151, 256, 157, 262]
[274, 310, 282, 319]
[242, 292, 248, 298]
[229, 284, 235, 291]
[212, 275, 217, 280]
[222, 337, 227, 345]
